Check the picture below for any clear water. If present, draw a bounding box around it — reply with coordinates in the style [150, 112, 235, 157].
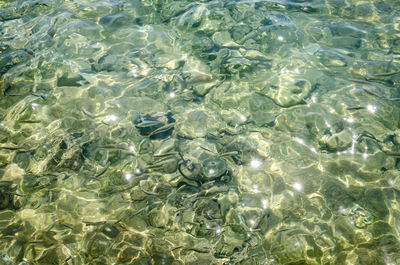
[1, 0, 400, 264]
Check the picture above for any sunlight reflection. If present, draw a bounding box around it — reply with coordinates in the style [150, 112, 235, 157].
[252, 185, 259, 193]
[262, 200, 269, 209]
[293, 182, 303, 192]
[366, 104, 376, 113]
[363, 148, 368, 159]
[250, 158, 262, 169]
[310, 147, 317, 153]
[130, 67, 138, 77]
[124, 173, 133, 182]
[129, 145, 137, 155]
[311, 96, 317, 103]
[295, 137, 305, 145]
[104, 114, 118, 122]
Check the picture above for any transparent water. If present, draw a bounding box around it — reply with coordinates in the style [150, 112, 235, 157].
[1, 0, 400, 264]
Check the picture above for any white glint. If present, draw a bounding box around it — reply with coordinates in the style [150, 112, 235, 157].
[277, 36, 284, 41]
[325, 121, 331, 128]
[262, 200, 269, 209]
[216, 227, 222, 234]
[363, 153, 368, 159]
[295, 137, 305, 145]
[253, 185, 259, 193]
[169, 92, 176, 98]
[329, 108, 335, 113]
[294, 241, 300, 247]
[294, 68, 300, 74]
[135, 168, 142, 175]
[293, 182, 303, 192]
[31, 103, 39, 108]
[366, 104, 376, 113]
[208, 169, 215, 175]
[250, 158, 262, 169]
[311, 96, 317, 103]
[344, 117, 355, 123]
[240, 115, 246, 122]
[124, 173, 133, 182]
[129, 145, 137, 154]
[249, 219, 255, 226]
[130, 67, 138, 77]
[310, 147, 317, 153]
[104, 115, 118, 122]
[388, 179, 394, 186]
[350, 147, 355, 155]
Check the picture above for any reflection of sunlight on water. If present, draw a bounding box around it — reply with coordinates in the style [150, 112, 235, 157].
[124, 173, 132, 182]
[293, 182, 303, 192]
[250, 158, 262, 169]
[311, 96, 317, 103]
[252, 185, 259, 193]
[104, 114, 118, 122]
[310, 147, 317, 153]
[366, 104, 376, 113]
[295, 137, 304, 145]
[129, 145, 137, 154]
[262, 199, 268, 209]
[130, 66, 138, 77]
[249, 219, 255, 226]
[363, 146, 368, 159]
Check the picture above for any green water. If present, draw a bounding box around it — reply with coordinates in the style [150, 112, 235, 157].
[1, 0, 400, 264]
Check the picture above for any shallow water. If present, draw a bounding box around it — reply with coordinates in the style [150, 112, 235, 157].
[1, 0, 400, 264]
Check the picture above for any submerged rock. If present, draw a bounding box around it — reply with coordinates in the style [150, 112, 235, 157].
[177, 109, 219, 139]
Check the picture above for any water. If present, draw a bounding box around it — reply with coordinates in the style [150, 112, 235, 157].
[1, 0, 400, 264]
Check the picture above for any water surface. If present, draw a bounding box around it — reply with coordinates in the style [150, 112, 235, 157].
[1, 0, 400, 264]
